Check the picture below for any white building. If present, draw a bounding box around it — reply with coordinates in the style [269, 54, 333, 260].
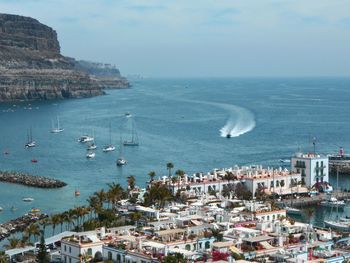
[61, 234, 104, 263]
[243, 168, 303, 196]
[291, 152, 329, 188]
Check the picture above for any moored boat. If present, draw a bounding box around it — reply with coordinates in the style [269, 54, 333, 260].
[286, 206, 302, 216]
[25, 127, 36, 148]
[51, 116, 64, 133]
[116, 157, 127, 166]
[123, 116, 139, 146]
[103, 122, 115, 152]
[86, 151, 95, 159]
[22, 197, 34, 202]
[324, 220, 350, 231]
[78, 135, 94, 143]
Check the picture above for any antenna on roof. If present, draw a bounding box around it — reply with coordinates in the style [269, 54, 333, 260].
[312, 136, 317, 155]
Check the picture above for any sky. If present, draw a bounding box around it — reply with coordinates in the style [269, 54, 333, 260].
[0, 0, 350, 77]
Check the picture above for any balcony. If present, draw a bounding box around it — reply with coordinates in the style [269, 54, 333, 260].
[294, 163, 306, 169]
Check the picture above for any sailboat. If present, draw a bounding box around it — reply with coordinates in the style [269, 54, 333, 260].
[87, 131, 97, 150]
[51, 116, 64, 133]
[324, 168, 350, 230]
[25, 127, 36, 148]
[123, 117, 139, 146]
[116, 134, 127, 166]
[103, 123, 116, 152]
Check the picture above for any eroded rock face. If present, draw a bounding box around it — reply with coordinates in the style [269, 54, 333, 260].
[0, 13, 128, 102]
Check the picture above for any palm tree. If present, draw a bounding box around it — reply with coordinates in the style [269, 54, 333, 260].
[25, 223, 40, 243]
[87, 195, 101, 217]
[107, 183, 125, 209]
[148, 171, 156, 183]
[38, 217, 50, 236]
[166, 162, 174, 178]
[94, 189, 106, 207]
[127, 175, 136, 191]
[129, 212, 142, 227]
[50, 214, 61, 236]
[4, 237, 21, 249]
[0, 251, 9, 263]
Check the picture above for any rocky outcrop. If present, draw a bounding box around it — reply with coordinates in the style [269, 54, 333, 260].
[75, 60, 130, 89]
[0, 13, 128, 102]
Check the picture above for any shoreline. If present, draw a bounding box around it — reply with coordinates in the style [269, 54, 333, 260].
[0, 213, 48, 242]
[0, 171, 67, 188]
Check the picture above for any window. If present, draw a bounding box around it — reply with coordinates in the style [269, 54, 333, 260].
[69, 258, 71, 263]
[199, 242, 202, 249]
[205, 241, 211, 249]
[108, 252, 112, 260]
[87, 248, 92, 256]
[64, 256, 67, 263]
[64, 245, 66, 252]
[185, 244, 191, 251]
[68, 247, 71, 253]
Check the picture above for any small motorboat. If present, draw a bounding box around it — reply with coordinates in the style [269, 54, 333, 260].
[87, 143, 97, 150]
[25, 141, 36, 148]
[226, 134, 231, 138]
[0, 207, 3, 212]
[30, 208, 40, 213]
[285, 206, 302, 216]
[10, 206, 17, 212]
[103, 145, 116, 152]
[279, 159, 291, 163]
[86, 151, 95, 159]
[321, 196, 346, 208]
[78, 135, 94, 143]
[75, 190, 81, 197]
[22, 197, 34, 202]
[116, 157, 127, 166]
[3, 150, 9, 155]
[31, 159, 38, 163]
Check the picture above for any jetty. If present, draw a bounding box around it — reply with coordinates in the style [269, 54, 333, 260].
[0, 213, 48, 241]
[0, 171, 66, 188]
[277, 190, 350, 208]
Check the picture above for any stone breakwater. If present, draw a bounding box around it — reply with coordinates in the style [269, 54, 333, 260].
[0, 171, 66, 188]
[0, 213, 48, 241]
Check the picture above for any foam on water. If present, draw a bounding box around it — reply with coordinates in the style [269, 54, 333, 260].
[218, 104, 256, 138]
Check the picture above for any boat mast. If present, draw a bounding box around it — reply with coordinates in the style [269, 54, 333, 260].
[57, 116, 60, 130]
[109, 122, 112, 145]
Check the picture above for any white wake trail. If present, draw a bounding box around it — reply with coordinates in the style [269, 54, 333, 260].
[218, 104, 256, 138]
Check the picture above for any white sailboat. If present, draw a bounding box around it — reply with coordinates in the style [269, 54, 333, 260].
[87, 131, 97, 150]
[25, 127, 36, 148]
[123, 117, 139, 146]
[103, 122, 116, 152]
[324, 168, 349, 230]
[51, 116, 64, 133]
[116, 134, 127, 166]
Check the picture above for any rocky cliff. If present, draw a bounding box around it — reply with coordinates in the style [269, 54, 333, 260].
[0, 13, 128, 102]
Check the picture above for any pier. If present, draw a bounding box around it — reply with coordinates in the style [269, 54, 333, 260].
[277, 190, 350, 208]
[0, 171, 66, 188]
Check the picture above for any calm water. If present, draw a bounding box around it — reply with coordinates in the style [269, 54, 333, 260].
[0, 77, 350, 227]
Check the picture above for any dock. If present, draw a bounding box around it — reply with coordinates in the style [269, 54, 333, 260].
[277, 190, 350, 208]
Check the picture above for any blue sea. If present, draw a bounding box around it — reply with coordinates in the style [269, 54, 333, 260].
[1, 77, 350, 229]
